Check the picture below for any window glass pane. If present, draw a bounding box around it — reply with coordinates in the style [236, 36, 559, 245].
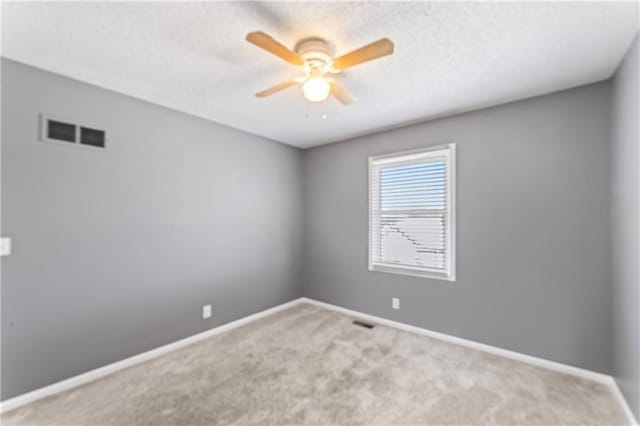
[380, 213, 446, 269]
[380, 161, 446, 210]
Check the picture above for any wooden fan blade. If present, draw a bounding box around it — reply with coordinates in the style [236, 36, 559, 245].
[246, 31, 305, 66]
[330, 81, 353, 105]
[256, 80, 298, 97]
[332, 38, 394, 70]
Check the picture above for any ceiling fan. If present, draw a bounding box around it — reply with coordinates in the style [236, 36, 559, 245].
[246, 31, 394, 105]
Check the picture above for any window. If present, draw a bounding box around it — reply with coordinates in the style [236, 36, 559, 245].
[369, 144, 455, 281]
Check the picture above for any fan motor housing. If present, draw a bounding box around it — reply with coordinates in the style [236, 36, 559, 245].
[295, 37, 333, 71]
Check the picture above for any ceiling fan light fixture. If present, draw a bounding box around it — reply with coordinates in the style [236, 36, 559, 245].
[247, 31, 395, 106]
[302, 77, 330, 102]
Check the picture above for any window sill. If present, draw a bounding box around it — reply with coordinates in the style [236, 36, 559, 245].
[369, 264, 455, 282]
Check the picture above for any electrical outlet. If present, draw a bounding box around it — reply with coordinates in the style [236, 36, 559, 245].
[202, 304, 212, 319]
[392, 298, 400, 310]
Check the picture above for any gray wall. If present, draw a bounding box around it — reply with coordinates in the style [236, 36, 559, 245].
[1, 54, 633, 407]
[0, 59, 303, 399]
[303, 82, 613, 374]
[611, 34, 639, 418]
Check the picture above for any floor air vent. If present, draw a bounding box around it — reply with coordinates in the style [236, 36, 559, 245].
[353, 320, 375, 329]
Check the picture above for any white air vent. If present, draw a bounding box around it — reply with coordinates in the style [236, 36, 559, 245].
[40, 115, 106, 148]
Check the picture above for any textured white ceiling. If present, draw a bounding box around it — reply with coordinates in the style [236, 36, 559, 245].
[2, 2, 638, 148]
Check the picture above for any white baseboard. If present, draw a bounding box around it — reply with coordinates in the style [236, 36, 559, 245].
[300, 297, 638, 426]
[299, 298, 610, 382]
[2, 296, 637, 426]
[0, 298, 305, 414]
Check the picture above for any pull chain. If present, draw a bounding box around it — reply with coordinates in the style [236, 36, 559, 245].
[304, 99, 328, 119]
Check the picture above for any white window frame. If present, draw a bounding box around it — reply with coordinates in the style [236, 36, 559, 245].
[368, 143, 456, 281]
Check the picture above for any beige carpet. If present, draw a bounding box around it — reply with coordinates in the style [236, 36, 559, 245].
[2, 303, 628, 426]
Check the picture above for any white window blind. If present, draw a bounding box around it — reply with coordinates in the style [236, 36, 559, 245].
[369, 144, 455, 280]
